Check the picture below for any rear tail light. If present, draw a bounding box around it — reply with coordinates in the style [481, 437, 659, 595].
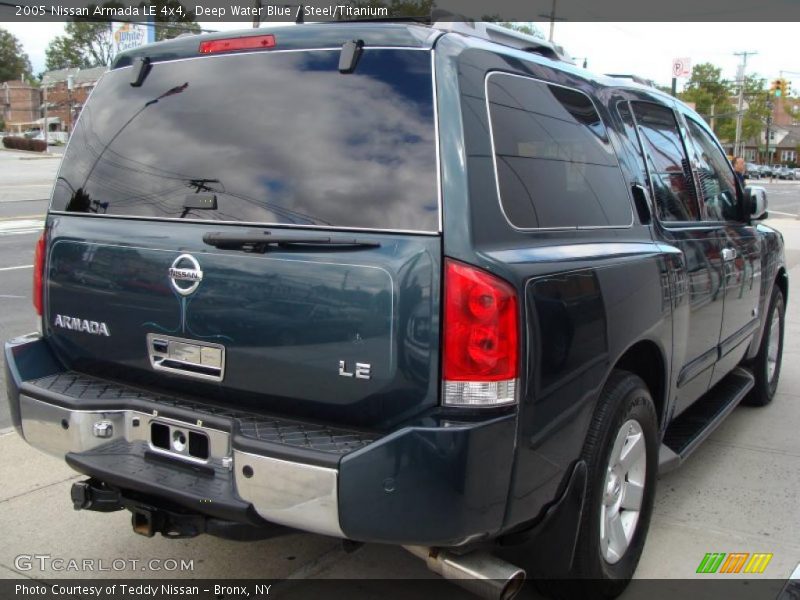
[33, 231, 46, 316]
[442, 259, 519, 407]
[199, 35, 276, 55]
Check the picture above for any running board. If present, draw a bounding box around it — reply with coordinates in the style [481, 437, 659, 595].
[658, 367, 754, 474]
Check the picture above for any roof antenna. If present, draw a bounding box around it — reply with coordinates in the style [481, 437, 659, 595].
[130, 57, 151, 87]
[339, 39, 364, 74]
[296, 4, 304, 23]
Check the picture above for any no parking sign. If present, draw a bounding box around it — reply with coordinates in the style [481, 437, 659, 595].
[672, 57, 692, 78]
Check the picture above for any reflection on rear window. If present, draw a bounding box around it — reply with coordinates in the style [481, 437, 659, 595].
[52, 49, 439, 232]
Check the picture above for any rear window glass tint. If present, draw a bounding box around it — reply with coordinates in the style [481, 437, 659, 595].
[486, 73, 631, 229]
[51, 49, 438, 232]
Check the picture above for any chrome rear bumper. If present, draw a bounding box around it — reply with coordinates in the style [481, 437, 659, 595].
[19, 394, 343, 538]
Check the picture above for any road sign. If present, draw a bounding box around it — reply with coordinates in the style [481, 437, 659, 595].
[111, 21, 155, 58]
[672, 57, 691, 79]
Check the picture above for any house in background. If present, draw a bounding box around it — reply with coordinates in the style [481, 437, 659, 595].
[1, 67, 107, 139]
[40, 66, 107, 134]
[2, 79, 40, 134]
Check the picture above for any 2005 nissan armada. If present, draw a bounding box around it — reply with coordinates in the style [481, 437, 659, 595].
[4, 20, 787, 600]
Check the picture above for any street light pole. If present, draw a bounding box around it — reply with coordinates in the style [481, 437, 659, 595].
[733, 50, 757, 158]
[765, 96, 773, 166]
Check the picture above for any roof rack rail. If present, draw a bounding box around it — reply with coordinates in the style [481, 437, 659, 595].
[605, 73, 657, 88]
[431, 18, 573, 63]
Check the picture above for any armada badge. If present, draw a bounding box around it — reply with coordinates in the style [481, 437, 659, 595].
[168, 254, 203, 296]
[54, 314, 110, 336]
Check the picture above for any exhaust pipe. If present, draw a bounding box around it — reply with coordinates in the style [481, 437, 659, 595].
[404, 545, 525, 600]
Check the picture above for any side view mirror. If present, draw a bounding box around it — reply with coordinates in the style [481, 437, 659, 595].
[745, 185, 768, 221]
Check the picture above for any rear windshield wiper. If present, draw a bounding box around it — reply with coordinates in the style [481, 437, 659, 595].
[202, 230, 380, 252]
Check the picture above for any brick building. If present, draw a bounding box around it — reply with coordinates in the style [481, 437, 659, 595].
[1, 79, 39, 132]
[41, 66, 107, 133]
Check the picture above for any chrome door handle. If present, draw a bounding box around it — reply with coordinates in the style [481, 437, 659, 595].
[722, 248, 737, 261]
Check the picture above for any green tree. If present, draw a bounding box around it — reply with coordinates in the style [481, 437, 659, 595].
[45, 34, 92, 70]
[45, 17, 118, 70]
[0, 28, 33, 82]
[45, 1, 200, 70]
[147, 0, 201, 41]
[739, 76, 771, 142]
[680, 62, 734, 136]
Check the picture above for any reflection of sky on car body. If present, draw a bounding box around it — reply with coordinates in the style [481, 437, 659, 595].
[52, 49, 438, 232]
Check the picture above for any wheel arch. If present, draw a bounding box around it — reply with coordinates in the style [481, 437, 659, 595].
[613, 339, 669, 429]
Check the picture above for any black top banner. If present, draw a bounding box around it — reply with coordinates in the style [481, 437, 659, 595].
[0, 0, 799, 23]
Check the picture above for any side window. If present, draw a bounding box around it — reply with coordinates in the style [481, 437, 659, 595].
[631, 102, 699, 222]
[486, 73, 632, 229]
[685, 118, 741, 222]
[617, 101, 647, 169]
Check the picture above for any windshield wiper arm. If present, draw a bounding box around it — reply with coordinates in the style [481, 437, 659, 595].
[202, 231, 380, 252]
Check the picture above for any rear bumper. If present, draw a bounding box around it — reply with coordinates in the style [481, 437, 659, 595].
[5, 334, 517, 546]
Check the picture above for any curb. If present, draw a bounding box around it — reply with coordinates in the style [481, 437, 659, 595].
[0, 148, 60, 159]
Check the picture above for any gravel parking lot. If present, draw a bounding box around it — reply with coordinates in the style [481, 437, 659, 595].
[0, 149, 798, 595]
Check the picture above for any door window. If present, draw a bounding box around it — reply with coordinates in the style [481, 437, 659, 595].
[685, 118, 742, 222]
[631, 102, 699, 222]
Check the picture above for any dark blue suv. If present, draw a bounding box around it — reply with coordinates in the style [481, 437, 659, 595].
[4, 20, 787, 600]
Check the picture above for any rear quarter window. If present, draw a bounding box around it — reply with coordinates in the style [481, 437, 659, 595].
[486, 72, 632, 229]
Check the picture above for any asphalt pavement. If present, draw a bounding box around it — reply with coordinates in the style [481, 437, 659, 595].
[0, 148, 799, 593]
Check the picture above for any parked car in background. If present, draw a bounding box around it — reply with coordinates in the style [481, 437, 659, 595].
[778, 166, 795, 180]
[745, 162, 761, 178]
[758, 165, 772, 177]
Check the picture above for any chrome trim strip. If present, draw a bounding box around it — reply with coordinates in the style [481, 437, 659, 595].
[234, 449, 343, 538]
[483, 70, 635, 232]
[18, 395, 344, 538]
[146, 333, 226, 383]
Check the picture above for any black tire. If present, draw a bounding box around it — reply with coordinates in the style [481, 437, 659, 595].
[744, 286, 785, 407]
[568, 370, 659, 599]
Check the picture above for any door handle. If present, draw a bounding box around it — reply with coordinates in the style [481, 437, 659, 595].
[722, 248, 737, 261]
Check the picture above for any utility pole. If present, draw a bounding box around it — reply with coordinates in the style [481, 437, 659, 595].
[764, 95, 773, 165]
[538, 0, 565, 42]
[710, 103, 716, 133]
[42, 77, 48, 148]
[733, 50, 757, 158]
[66, 75, 74, 136]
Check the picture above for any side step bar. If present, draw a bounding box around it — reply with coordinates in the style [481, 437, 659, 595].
[659, 367, 754, 474]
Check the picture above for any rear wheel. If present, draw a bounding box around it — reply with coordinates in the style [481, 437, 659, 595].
[744, 286, 785, 406]
[570, 370, 659, 598]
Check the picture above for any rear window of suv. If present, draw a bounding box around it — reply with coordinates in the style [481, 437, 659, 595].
[486, 72, 632, 229]
[51, 48, 439, 233]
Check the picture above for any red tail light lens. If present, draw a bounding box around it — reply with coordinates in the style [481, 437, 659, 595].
[199, 35, 276, 55]
[33, 231, 46, 316]
[443, 259, 519, 406]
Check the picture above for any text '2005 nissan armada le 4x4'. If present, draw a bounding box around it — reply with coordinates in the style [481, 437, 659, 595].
[4, 20, 787, 600]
